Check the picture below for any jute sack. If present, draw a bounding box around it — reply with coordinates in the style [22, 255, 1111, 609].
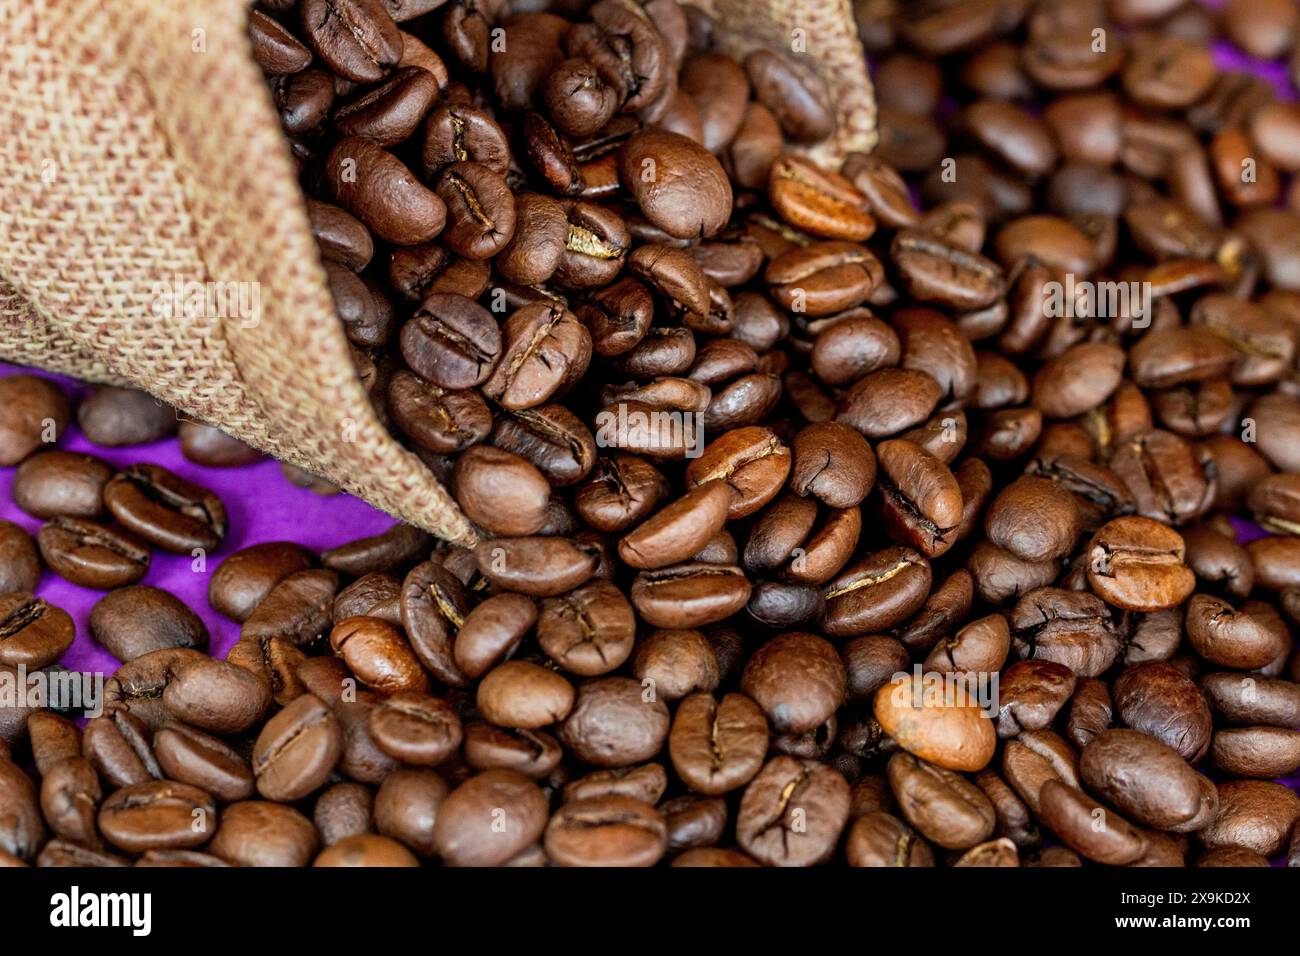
[0, 0, 875, 547]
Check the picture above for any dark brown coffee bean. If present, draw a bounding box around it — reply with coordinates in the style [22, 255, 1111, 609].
[327, 136, 446, 244]
[209, 801, 318, 867]
[1086, 516, 1195, 612]
[98, 780, 216, 854]
[154, 721, 255, 803]
[823, 547, 931, 638]
[75, 386, 170, 449]
[368, 691, 463, 765]
[745, 49, 834, 143]
[253, 693, 343, 801]
[0, 521, 40, 595]
[1113, 662, 1213, 763]
[735, 755, 850, 866]
[300, 0, 402, 84]
[558, 676, 670, 768]
[103, 464, 227, 554]
[431, 769, 549, 866]
[37, 517, 150, 589]
[12, 451, 113, 519]
[241, 568, 339, 647]
[208, 542, 316, 623]
[90, 586, 208, 662]
[620, 127, 732, 240]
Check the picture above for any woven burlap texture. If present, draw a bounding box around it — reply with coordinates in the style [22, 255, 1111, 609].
[0, 0, 875, 546]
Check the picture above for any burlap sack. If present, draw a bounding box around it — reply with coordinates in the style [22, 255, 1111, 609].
[0, 0, 875, 547]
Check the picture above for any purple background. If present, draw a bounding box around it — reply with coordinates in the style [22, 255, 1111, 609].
[0, 363, 397, 675]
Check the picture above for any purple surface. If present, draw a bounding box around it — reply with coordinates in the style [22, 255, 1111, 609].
[0, 363, 397, 678]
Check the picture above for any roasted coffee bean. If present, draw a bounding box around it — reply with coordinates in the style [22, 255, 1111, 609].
[368, 691, 463, 766]
[253, 694, 343, 801]
[90, 586, 208, 662]
[327, 137, 446, 244]
[103, 465, 227, 553]
[873, 672, 997, 772]
[545, 795, 667, 867]
[1087, 517, 1195, 612]
[37, 517, 150, 589]
[1010, 588, 1121, 678]
[0, 593, 73, 669]
[82, 710, 162, 787]
[74, 386, 168, 450]
[209, 801, 318, 867]
[320, 523, 430, 577]
[0, 758, 44, 861]
[558, 677, 670, 768]
[1185, 594, 1289, 670]
[300, 0, 402, 84]
[208, 542, 317, 623]
[241, 568, 339, 647]
[739, 632, 844, 735]
[790, 422, 876, 509]
[433, 770, 549, 866]
[1037, 780, 1147, 866]
[330, 616, 429, 696]
[314, 834, 419, 867]
[12, 451, 113, 519]
[314, 782, 373, 847]
[1199, 780, 1300, 857]
[630, 562, 752, 628]
[177, 422, 262, 468]
[483, 303, 591, 410]
[537, 580, 635, 676]
[735, 756, 849, 866]
[98, 780, 216, 854]
[0, 521, 40, 595]
[620, 127, 732, 240]
[163, 656, 273, 735]
[745, 50, 834, 143]
[823, 547, 931, 638]
[1113, 662, 1213, 763]
[887, 752, 995, 850]
[154, 722, 255, 803]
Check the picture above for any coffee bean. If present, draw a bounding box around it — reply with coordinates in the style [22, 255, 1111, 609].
[558, 676, 669, 767]
[154, 721, 255, 803]
[300, 0, 402, 84]
[320, 523, 430, 578]
[1087, 516, 1196, 611]
[736, 756, 849, 866]
[873, 672, 997, 772]
[432, 770, 549, 866]
[103, 464, 227, 554]
[37, 516, 150, 589]
[0, 595, 72, 671]
[12, 451, 113, 519]
[208, 542, 317, 622]
[253, 694, 343, 801]
[620, 127, 732, 240]
[545, 795, 667, 867]
[209, 801, 318, 867]
[90, 586, 208, 662]
[75, 386, 172, 448]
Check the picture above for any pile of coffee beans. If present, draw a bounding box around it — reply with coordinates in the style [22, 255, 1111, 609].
[3, 0, 1300, 867]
